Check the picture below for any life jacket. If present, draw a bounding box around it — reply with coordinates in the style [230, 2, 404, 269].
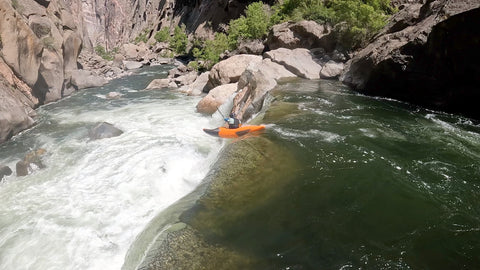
[228, 117, 240, 129]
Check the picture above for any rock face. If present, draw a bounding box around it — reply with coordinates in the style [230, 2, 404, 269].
[340, 1, 480, 119]
[63, 0, 251, 52]
[0, 0, 84, 143]
[0, 59, 37, 143]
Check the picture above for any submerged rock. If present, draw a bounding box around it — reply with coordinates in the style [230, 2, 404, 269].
[0, 165, 12, 180]
[16, 148, 47, 177]
[131, 133, 299, 269]
[88, 122, 123, 140]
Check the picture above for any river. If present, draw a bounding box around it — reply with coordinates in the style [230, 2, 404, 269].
[1, 67, 480, 269]
[0, 66, 224, 269]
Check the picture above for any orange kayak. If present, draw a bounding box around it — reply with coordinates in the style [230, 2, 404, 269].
[203, 125, 265, 138]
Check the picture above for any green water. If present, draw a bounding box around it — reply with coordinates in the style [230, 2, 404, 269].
[184, 79, 480, 269]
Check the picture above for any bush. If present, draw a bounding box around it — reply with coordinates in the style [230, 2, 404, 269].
[170, 24, 188, 54]
[154, 28, 170, 43]
[228, 2, 275, 48]
[279, 0, 392, 50]
[331, 0, 388, 48]
[191, 33, 229, 70]
[134, 29, 150, 44]
[94, 45, 116, 61]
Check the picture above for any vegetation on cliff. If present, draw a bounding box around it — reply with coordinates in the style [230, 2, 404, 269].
[184, 0, 394, 70]
[93, 0, 394, 69]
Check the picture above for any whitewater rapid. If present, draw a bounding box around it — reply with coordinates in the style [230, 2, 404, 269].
[0, 67, 224, 270]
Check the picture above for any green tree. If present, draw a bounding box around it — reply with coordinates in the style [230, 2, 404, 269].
[227, 2, 274, 48]
[170, 24, 188, 54]
[154, 28, 170, 43]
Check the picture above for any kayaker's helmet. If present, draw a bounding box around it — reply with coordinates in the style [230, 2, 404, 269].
[229, 113, 235, 118]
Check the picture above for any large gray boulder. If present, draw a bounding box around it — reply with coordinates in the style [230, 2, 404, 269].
[70, 70, 108, 89]
[208, 55, 263, 89]
[196, 83, 238, 114]
[264, 48, 322, 79]
[266, 20, 335, 51]
[123, 61, 143, 70]
[88, 122, 124, 140]
[340, 0, 480, 119]
[174, 72, 198, 87]
[320, 61, 344, 79]
[146, 78, 177, 90]
[232, 59, 297, 121]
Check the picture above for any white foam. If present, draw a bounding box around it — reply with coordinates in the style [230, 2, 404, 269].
[0, 93, 223, 270]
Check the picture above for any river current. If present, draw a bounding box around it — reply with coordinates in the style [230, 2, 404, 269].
[1, 67, 479, 269]
[0, 66, 224, 269]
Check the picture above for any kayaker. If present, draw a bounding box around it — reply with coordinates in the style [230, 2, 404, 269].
[224, 113, 241, 129]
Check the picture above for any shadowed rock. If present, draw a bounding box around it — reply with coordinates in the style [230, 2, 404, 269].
[340, 1, 480, 119]
[0, 165, 12, 180]
[88, 122, 123, 140]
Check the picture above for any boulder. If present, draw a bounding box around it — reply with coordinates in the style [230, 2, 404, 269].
[123, 61, 143, 70]
[123, 43, 148, 60]
[16, 161, 29, 177]
[236, 39, 265, 55]
[88, 122, 123, 140]
[178, 72, 210, 96]
[146, 79, 172, 90]
[232, 59, 297, 121]
[113, 54, 125, 68]
[106, 92, 122, 99]
[16, 148, 47, 176]
[174, 72, 198, 87]
[264, 48, 322, 79]
[196, 83, 238, 114]
[208, 55, 263, 89]
[0, 165, 12, 180]
[320, 61, 344, 79]
[70, 70, 108, 89]
[266, 20, 335, 51]
[340, 1, 480, 119]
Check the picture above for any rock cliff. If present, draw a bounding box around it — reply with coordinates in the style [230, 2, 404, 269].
[340, 0, 480, 119]
[0, 0, 82, 143]
[64, 0, 253, 51]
